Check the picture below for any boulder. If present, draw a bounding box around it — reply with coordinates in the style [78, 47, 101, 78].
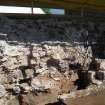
[3, 57, 18, 70]
[18, 56, 28, 67]
[13, 85, 20, 94]
[58, 60, 69, 72]
[35, 68, 48, 75]
[38, 51, 46, 57]
[42, 44, 49, 50]
[31, 78, 46, 91]
[0, 85, 6, 98]
[100, 61, 105, 70]
[12, 69, 24, 80]
[31, 78, 55, 91]
[25, 69, 34, 78]
[95, 71, 105, 81]
[20, 83, 31, 93]
[88, 71, 102, 85]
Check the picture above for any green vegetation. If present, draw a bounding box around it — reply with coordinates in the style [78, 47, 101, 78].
[42, 8, 51, 14]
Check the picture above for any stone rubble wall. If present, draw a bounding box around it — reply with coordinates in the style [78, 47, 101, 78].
[0, 15, 104, 43]
[0, 40, 89, 105]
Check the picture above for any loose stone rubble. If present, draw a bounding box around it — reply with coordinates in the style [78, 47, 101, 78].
[0, 15, 105, 105]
